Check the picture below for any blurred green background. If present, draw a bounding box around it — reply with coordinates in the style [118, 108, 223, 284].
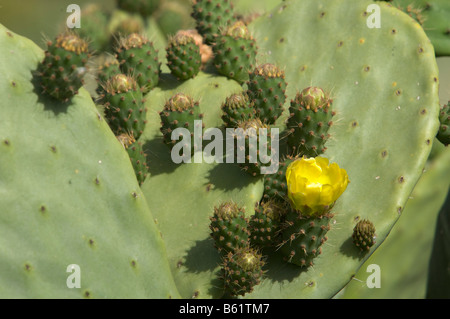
[0, 0, 115, 48]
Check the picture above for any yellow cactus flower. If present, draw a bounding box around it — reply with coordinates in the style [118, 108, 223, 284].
[286, 156, 349, 215]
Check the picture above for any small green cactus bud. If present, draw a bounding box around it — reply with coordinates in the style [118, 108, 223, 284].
[221, 92, 256, 128]
[191, 0, 236, 45]
[247, 63, 287, 124]
[299, 86, 328, 110]
[115, 33, 160, 93]
[36, 32, 90, 102]
[352, 219, 376, 251]
[209, 201, 250, 254]
[100, 74, 147, 139]
[249, 200, 286, 248]
[286, 87, 334, 157]
[166, 32, 201, 81]
[159, 93, 204, 153]
[221, 246, 265, 296]
[213, 21, 257, 84]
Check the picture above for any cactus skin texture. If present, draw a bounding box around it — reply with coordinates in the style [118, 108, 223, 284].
[280, 210, 333, 268]
[36, 32, 90, 102]
[213, 21, 257, 84]
[221, 246, 265, 297]
[388, 0, 450, 56]
[352, 219, 376, 251]
[247, 63, 287, 125]
[286, 87, 334, 157]
[100, 74, 147, 139]
[115, 33, 160, 93]
[117, 0, 161, 17]
[191, 0, 236, 46]
[249, 200, 285, 248]
[117, 133, 149, 186]
[159, 93, 204, 153]
[221, 92, 256, 128]
[166, 32, 201, 81]
[209, 202, 250, 254]
[437, 101, 450, 146]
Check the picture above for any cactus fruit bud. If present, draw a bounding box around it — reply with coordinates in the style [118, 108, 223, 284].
[100, 74, 147, 139]
[36, 32, 90, 102]
[209, 201, 250, 254]
[249, 200, 286, 248]
[221, 246, 265, 296]
[191, 0, 236, 45]
[221, 92, 256, 128]
[286, 87, 334, 157]
[159, 93, 204, 153]
[247, 63, 287, 124]
[213, 21, 257, 84]
[235, 118, 275, 177]
[352, 219, 376, 251]
[280, 209, 333, 267]
[166, 32, 201, 81]
[115, 33, 160, 93]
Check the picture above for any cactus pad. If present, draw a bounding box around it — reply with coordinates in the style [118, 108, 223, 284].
[0, 24, 179, 298]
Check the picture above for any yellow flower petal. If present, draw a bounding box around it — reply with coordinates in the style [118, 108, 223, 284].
[286, 156, 349, 215]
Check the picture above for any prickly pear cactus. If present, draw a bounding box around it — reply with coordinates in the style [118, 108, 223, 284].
[138, 0, 439, 299]
[388, 0, 450, 56]
[0, 0, 443, 300]
[0, 24, 179, 299]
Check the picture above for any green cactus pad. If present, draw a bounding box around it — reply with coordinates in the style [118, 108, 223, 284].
[36, 32, 90, 102]
[191, 0, 236, 45]
[139, 71, 262, 298]
[166, 32, 201, 81]
[247, 63, 287, 124]
[135, 0, 440, 299]
[0, 24, 179, 298]
[390, 0, 450, 56]
[213, 21, 257, 84]
[243, 0, 439, 298]
[342, 145, 450, 298]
